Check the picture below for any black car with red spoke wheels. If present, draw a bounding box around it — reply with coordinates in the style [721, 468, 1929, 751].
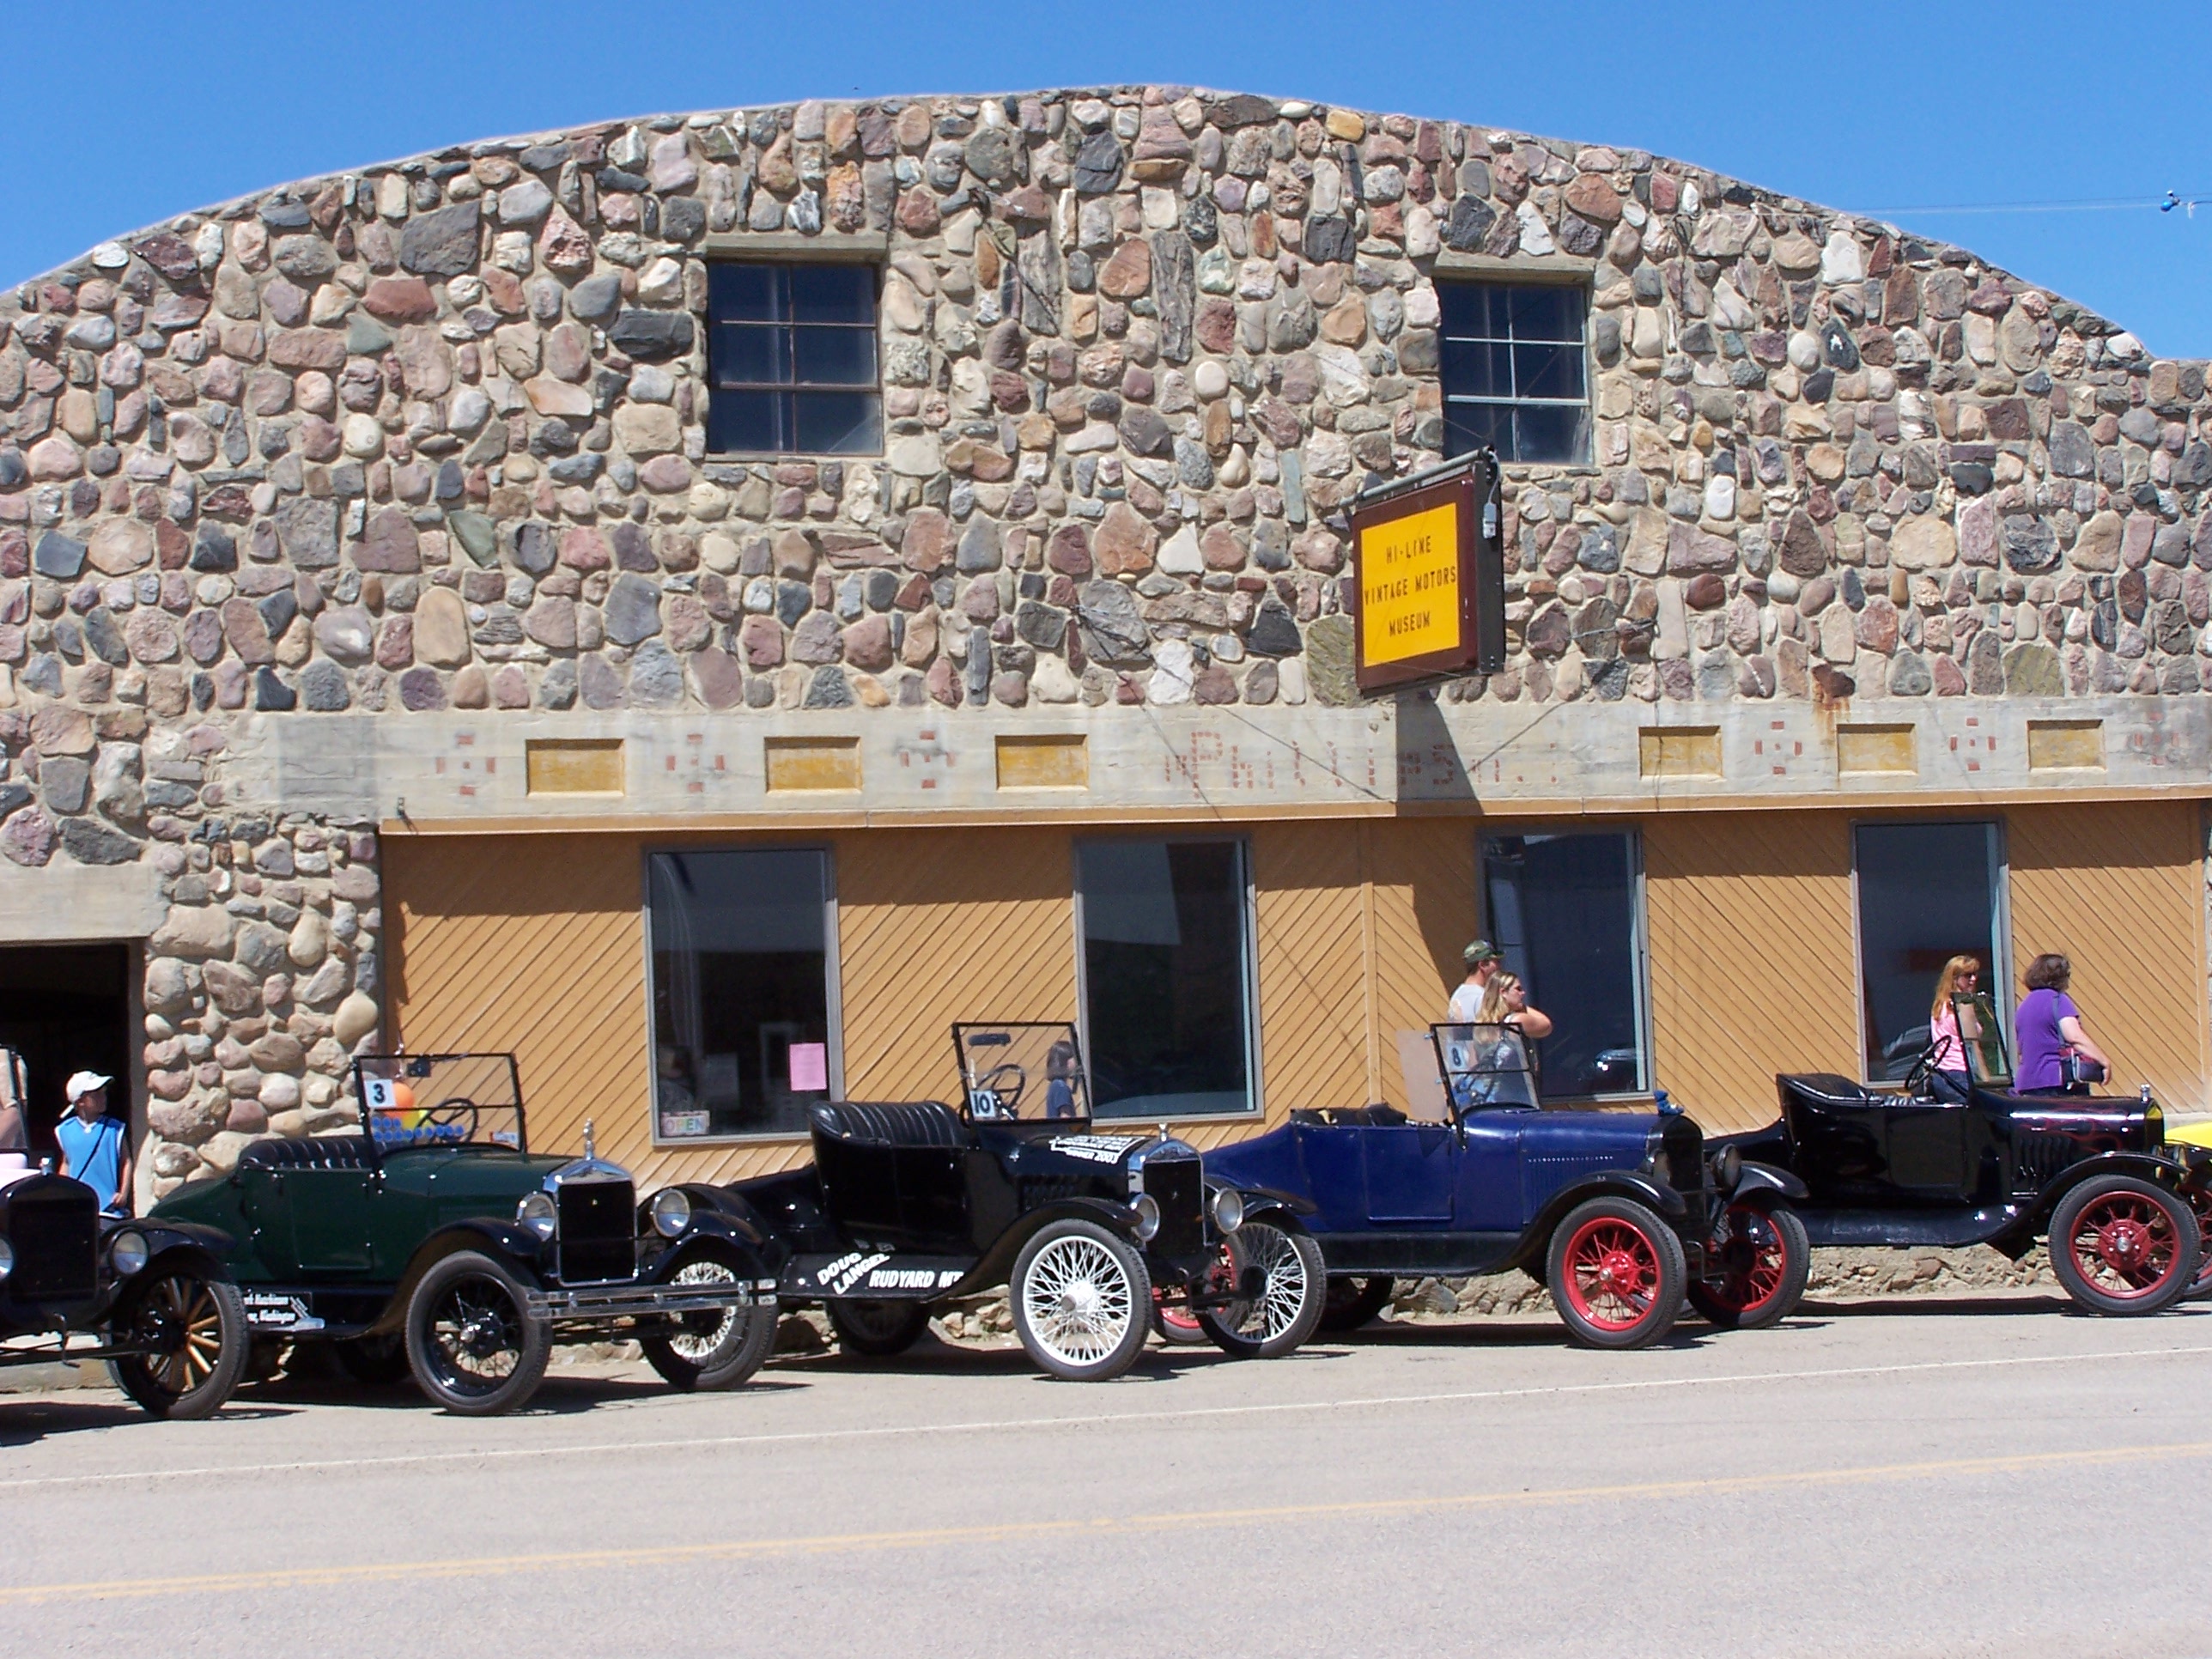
[148, 1054, 780, 1415]
[718, 1024, 1320, 1382]
[0, 1168, 249, 1419]
[1718, 994, 2206, 1317]
[1200, 1025, 1811, 1351]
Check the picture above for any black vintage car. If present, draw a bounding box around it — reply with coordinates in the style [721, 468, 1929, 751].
[1, 1168, 249, 1418]
[1202, 1025, 1813, 1349]
[1719, 997, 2209, 1316]
[149, 1054, 781, 1414]
[713, 1024, 1323, 1382]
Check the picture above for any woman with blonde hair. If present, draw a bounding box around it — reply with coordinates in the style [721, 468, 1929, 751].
[1470, 973, 1543, 1108]
[1927, 955, 1983, 1079]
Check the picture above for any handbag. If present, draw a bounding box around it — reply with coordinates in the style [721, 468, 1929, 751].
[2059, 1048, 2106, 1089]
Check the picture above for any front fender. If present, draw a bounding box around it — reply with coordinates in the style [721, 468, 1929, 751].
[2020, 1151, 2189, 1235]
[648, 1219, 778, 1286]
[1727, 1163, 1809, 1208]
[669, 1183, 772, 1248]
[960, 1196, 1141, 1293]
[1233, 1185, 1317, 1218]
[1510, 1171, 1690, 1273]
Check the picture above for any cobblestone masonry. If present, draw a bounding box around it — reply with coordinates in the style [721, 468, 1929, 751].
[1, 86, 2208, 1192]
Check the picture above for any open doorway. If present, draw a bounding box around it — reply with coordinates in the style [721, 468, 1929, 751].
[0, 944, 132, 1158]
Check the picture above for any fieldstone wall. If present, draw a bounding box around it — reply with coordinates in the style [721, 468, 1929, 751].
[0, 83, 2206, 1190]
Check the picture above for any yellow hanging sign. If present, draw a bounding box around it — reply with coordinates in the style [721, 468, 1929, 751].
[1358, 500, 1462, 667]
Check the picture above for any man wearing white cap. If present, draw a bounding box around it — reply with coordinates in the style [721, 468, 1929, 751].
[58, 1071, 131, 1216]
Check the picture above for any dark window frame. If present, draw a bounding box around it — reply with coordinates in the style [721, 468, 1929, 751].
[705, 260, 884, 459]
[1437, 276, 1594, 467]
[1073, 835, 1263, 1123]
[1479, 826, 1651, 1101]
[1849, 818, 2010, 1086]
[642, 843, 845, 1146]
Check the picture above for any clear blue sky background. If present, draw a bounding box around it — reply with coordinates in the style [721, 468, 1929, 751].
[5, 2, 2207, 355]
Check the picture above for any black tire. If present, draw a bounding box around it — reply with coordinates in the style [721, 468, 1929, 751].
[824, 1298, 933, 1358]
[2046, 1175, 2201, 1316]
[1196, 1223, 1328, 1359]
[641, 1258, 775, 1390]
[1686, 1204, 1811, 1330]
[1010, 1218, 1152, 1381]
[332, 1332, 412, 1387]
[2189, 1186, 2212, 1299]
[404, 1249, 550, 1415]
[1546, 1196, 1686, 1350]
[1319, 1275, 1395, 1333]
[106, 1265, 249, 1420]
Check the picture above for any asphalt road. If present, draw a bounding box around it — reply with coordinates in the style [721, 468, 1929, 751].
[3, 1295, 2209, 1659]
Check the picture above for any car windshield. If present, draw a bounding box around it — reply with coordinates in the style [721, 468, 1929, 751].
[353, 1054, 526, 1151]
[1431, 1023, 1542, 1112]
[1951, 994, 2012, 1087]
[953, 1024, 1090, 1122]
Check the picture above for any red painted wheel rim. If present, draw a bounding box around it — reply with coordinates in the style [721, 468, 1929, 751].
[1157, 1242, 1236, 1333]
[2068, 1192, 2181, 1300]
[1701, 1203, 1787, 1313]
[1562, 1216, 1662, 1332]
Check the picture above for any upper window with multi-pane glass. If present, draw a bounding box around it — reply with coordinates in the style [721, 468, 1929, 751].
[1439, 283, 1590, 465]
[706, 263, 882, 456]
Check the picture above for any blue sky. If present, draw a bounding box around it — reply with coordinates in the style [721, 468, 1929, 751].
[7, 2, 2208, 356]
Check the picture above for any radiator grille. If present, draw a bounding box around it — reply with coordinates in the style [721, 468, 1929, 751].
[7, 1185, 98, 1303]
[556, 1180, 635, 1285]
[1145, 1157, 1205, 1257]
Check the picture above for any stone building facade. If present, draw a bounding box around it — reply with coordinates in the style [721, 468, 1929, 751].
[0, 84, 2206, 1200]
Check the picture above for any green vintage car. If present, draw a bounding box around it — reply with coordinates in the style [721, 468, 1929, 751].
[149, 1053, 782, 1414]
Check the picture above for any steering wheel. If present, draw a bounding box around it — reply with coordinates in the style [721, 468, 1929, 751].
[422, 1097, 480, 1139]
[972, 1062, 1027, 1118]
[1901, 1045, 1937, 1101]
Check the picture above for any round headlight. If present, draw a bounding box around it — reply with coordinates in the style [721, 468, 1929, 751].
[1131, 1193, 1161, 1243]
[109, 1230, 149, 1278]
[649, 1188, 693, 1240]
[0, 1236, 13, 1281]
[1209, 1186, 1245, 1235]
[1710, 1146, 1742, 1193]
[516, 1191, 557, 1242]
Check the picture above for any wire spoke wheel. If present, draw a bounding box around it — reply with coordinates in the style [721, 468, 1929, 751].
[428, 1278, 526, 1392]
[665, 1260, 738, 1362]
[1194, 1221, 1327, 1360]
[1023, 1235, 1134, 1364]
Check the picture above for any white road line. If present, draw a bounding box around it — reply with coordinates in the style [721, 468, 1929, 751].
[5, 1339, 2208, 1494]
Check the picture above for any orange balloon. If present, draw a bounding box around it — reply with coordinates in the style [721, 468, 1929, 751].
[391, 1081, 416, 1113]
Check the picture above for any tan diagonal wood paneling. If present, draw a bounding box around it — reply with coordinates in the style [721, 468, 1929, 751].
[1644, 811, 1859, 1133]
[836, 827, 1076, 1103]
[1243, 821, 1366, 1133]
[1370, 817, 1480, 1109]
[2007, 800, 2206, 1109]
[386, 830, 658, 1166]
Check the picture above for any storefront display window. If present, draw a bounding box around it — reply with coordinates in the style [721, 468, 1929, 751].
[1481, 831, 1647, 1097]
[1853, 822, 2004, 1081]
[1077, 840, 1257, 1119]
[647, 849, 837, 1139]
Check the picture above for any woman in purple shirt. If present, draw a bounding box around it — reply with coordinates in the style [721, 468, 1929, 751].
[2015, 953, 2112, 1094]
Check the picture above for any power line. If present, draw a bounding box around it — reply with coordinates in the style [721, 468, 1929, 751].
[1862, 191, 2212, 217]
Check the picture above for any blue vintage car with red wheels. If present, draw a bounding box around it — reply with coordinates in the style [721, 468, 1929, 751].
[1197, 1024, 1810, 1348]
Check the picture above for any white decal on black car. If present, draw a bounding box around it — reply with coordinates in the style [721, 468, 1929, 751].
[1048, 1135, 1141, 1164]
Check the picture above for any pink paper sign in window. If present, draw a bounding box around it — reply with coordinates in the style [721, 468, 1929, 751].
[788, 1042, 829, 1094]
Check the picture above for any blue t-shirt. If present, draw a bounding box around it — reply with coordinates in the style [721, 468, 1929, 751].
[57, 1114, 128, 1210]
[2015, 988, 2079, 1091]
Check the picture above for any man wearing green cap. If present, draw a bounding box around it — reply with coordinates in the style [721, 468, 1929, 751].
[1448, 940, 1553, 1037]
